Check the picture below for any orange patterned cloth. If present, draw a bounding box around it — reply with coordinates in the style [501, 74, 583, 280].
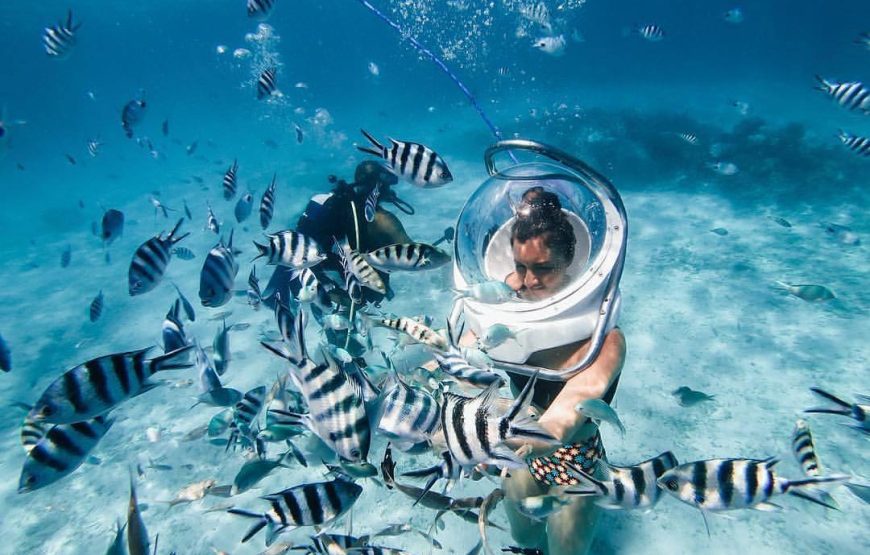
[527, 432, 605, 486]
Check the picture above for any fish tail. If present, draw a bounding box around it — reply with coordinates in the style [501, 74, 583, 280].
[786, 475, 848, 510]
[358, 129, 386, 158]
[563, 463, 608, 496]
[260, 341, 300, 367]
[252, 240, 269, 262]
[809, 387, 852, 408]
[150, 345, 195, 372]
[505, 372, 558, 445]
[814, 74, 830, 92]
[227, 508, 269, 542]
[167, 219, 189, 245]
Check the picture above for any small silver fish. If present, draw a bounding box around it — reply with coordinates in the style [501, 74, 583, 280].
[776, 282, 835, 302]
[576, 398, 625, 436]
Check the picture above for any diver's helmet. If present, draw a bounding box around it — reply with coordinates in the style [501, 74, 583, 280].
[451, 139, 627, 381]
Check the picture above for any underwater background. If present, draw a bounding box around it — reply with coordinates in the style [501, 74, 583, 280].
[0, 1, 867, 554]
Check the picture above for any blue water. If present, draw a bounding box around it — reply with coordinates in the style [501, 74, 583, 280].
[0, 1, 867, 554]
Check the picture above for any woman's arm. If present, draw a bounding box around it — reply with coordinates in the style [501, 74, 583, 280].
[534, 329, 626, 448]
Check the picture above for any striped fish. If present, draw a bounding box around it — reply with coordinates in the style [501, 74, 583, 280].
[815, 76, 870, 114]
[364, 184, 380, 223]
[565, 451, 679, 510]
[519, 2, 552, 32]
[253, 230, 326, 269]
[232, 385, 267, 439]
[274, 294, 302, 356]
[171, 246, 195, 260]
[376, 316, 448, 351]
[87, 138, 101, 157]
[162, 300, 187, 353]
[247, 266, 262, 309]
[837, 130, 870, 157]
[199, 232, 239, 308]
[213, 319, 231, 376]
[376, 368, 441, 448]
[29, 346, 194, 424]
[89, 290, 104, 322]
[440, 373, 557, 469]
[223, 159, 239, 200]
[292, 267, 319, 303]
[792, 419, 823, 476]
[357, 129, 453, 188]
[128, 218, 189, 296]
[364, 243, 451, 273]
[636, 24, 665, 42]
[18, 415, 113, 493]
[205, 205, 221, 235]
[235, 192, 254, 223]
[262, 319, 371, 462]
[257, 67, 278, 100]
[657, 458, 847, 525]
[260, 174, 277, 229]
[228, 477, 362, 545]
[805, 387, 869, 434]
[247, 0, 276, 21]
[434, 348, 503, 388]
[335, 240, 386, 295]
[678, 132, 699, 145]
[43, 10, 82, 59]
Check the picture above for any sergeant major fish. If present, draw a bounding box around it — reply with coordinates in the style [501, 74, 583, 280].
[837, 130, 870, 157]
[657, 457, 847, 535]
[89, 290, 104, 322]
[223, 160, 239, 200]
[364, 183, 380, 223]
[199, 231, 240, 308]
[790, 419, 839, 509]
[253, 230, 326, 269]
[43, 10, 82, 59]
[257, 67, 278, 100]
[18, 415, 113, 493]
[565, 451, 679, 510]
[440, 373, 557, 469]
[128, 474, 151, 555]
[260, 174, 277, 229]
[334, 239, 386, 296]
[262, 319, 371, 462]
[364, 243, 451, 273]
[248, 0, 276, 21]
[815, 76, 870, 114]
[376, 365, 441, 450]
[128, 218, 189, 296]
[228, 477, 362, 546]
[29, 346, 194, 424]
[357, 129, 453, 188]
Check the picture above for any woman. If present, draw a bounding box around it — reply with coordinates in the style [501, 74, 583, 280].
[481, 187, 626, 554]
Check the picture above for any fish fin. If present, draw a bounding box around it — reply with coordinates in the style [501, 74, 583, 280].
[227, 508, 268, 542]
[260, 341, 301, 367]
[252, 241, 269, 262]
[149, 345, 195, 372]
[752, 502, 782, 512]
[809, 387, 852, 408]
[358, 129, 385, 157]
[166, 218, 189, 245]
[699, 509, 711, 538]
[504, 372, 558, 445]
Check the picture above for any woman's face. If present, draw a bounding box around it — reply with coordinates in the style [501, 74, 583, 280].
[511, 235, 570, 301]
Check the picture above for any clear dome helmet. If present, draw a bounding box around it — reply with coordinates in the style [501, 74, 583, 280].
[450, 139, 627, 381]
